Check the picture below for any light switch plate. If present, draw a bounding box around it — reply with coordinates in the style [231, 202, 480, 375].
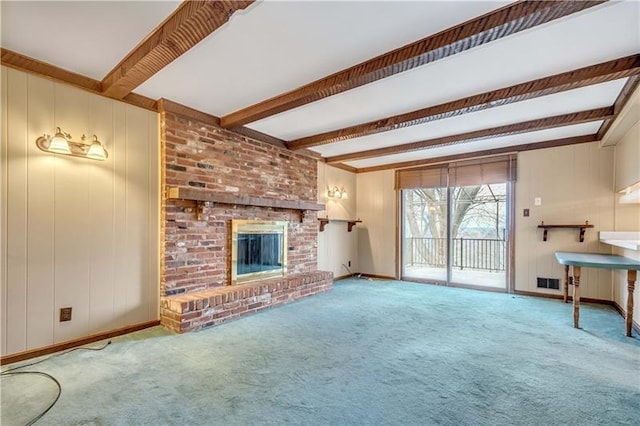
[534, 197, 542, 206]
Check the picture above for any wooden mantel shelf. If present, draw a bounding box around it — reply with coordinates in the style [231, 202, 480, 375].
[538, 221, 594, 242]
[166, 187, 325, 221]
[318, 218, 363, 232]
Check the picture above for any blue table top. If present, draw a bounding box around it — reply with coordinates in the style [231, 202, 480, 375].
[555, 252, 640, 270]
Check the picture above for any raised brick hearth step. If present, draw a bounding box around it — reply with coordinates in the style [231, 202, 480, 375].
[160, 271, 333, 333]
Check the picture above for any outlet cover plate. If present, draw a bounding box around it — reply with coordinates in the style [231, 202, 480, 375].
[60, 307, 72, 322]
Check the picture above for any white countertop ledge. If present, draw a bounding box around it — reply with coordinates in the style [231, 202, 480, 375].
[599, 232, 640, 250]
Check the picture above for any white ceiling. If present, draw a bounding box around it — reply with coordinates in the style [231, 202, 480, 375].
[249, 1, 640, 141]
[314, 79, 627, 158]
[1, 0, 639, 171]
[346, 121, 604, 169]
[1, 1, 181, 80]
[135, 0, 508, 115]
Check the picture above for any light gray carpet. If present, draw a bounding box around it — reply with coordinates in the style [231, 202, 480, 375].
[2, 278, 639, 425]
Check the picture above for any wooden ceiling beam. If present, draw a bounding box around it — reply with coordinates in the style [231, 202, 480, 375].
[158, 98, 222, 127]
[327, 163, 358, 173]
[325, 107, 613, 164]
[101, 0, 255, 99]
[288, 55, 640, 150]
[596, 75, 640, 140]
[354, 134, 599, 174]
[1, 48, 157, 111]
[1, 48, 101, 92]
[221, 0, 605, 128]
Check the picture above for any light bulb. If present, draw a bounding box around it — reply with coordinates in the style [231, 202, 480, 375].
[48, 129, 71, 154]
[86, 139, 108, 160]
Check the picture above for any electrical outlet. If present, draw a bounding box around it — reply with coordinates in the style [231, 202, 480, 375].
[60, 307, 72, 322]
[523, 209, 530, 217]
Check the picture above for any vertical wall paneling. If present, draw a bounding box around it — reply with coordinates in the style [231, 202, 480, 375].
[614, 121, 640, 192]
[125, 105, 149, 325]
[25, 74, 56, 348]
[5, 68, 28, 354]
[1, 67, 160, 356]
[316, 163, 358, 278]
[111, 102, 128, 329]
[88, 95, 116, 333]
[147, 114, 160, 320]
[514, 152, 531, 294]
[53, 85, 91, 343]
[317, 161, 326, 217]
[609, 85, 640, 323]
[1, 67, 9, 354]
[356, 170, 396, 278]
[514, 142, 615, 299]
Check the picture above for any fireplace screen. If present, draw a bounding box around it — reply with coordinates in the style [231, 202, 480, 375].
[231, 220, 287, 285]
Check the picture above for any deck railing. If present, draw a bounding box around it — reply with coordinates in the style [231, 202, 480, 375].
[406, 237, 506, 272]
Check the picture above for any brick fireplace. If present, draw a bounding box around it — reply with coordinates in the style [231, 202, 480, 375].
[159, 107, 333, 333]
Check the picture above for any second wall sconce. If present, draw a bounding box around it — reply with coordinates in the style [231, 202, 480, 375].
[36, 127, 108, 161]
[327, 185, 348, 200]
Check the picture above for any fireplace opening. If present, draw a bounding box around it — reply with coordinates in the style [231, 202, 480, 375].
[231, 220, 287, 285]
[237, 233, 283, 274]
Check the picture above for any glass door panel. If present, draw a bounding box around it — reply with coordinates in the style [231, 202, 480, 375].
[449, 184, 507, 288]
[402, 188, 448, 282]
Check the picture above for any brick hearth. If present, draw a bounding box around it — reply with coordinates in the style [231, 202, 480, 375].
[161, 271, 333, 333]
[160, 109, 332, 333]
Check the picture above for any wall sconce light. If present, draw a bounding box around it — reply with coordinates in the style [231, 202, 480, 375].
[327, 185, 348, 200]
[36, 127, 108, 161]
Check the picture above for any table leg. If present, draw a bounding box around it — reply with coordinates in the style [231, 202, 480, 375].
[564, 265, 569, 303]
[573, 266, 581, 328]
[626, 270, 636, 337]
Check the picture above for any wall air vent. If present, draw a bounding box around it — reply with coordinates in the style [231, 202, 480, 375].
[537, 277, 560, 289]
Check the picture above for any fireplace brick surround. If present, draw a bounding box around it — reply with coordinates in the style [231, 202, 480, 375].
[161, 271, 333, 332]
[160, 110, 333, 333]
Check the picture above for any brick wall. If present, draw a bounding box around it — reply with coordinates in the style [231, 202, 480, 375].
[161, 111, 325, 297]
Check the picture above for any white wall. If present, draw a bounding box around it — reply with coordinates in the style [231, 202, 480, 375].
[614, 119, 640, 192]
[514, 142, 615, 299]
[609, 86, 640, 323]
[356, 169, 396, 278]
[317, 163, 358, 278]
[1, 67, 159, 356]
[352, 143, 619, 296]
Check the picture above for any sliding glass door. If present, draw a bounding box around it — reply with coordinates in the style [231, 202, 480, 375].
[399, 156, 514, 291]
[402, 187, 448, 282]
[449, 183, 507, 288]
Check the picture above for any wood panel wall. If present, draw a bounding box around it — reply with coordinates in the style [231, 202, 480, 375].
[317, 163, 358, 278]
[1, 67, 159, 356]
[353, 143, 618, 299]
[515, 142, 615, 299]
[611, 86, 640, 324]
[355, 169, 397, 278]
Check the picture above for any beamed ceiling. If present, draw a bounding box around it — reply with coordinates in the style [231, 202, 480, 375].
[2, 0, 639, 172]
